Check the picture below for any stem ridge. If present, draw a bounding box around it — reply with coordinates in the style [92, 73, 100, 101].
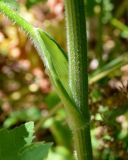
[64, 0, 93, 159]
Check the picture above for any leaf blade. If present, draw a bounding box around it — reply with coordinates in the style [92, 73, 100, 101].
[20, 142, 52, 160]
[0, 122, 34, 160]
[37, 29, 70, 96]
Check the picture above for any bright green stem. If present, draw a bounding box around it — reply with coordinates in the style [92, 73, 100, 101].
[0, 2, 35, 37]
[64, 0, 93, 160]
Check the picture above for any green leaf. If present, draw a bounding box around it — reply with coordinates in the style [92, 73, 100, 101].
[21, 142, 52, 160]
[36, 29, 70, 97]
[0, 122, 52, 160]
[0, 122, 34, 160]
[33, 29, 80, 117]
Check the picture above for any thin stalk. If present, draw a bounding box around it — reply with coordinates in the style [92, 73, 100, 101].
[64, 0, 93, 160]
[0, 2, 35, 38]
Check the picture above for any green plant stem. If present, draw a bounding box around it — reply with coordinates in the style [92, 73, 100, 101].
[64, 0, 93, 160]
[0, 2, 35, 37]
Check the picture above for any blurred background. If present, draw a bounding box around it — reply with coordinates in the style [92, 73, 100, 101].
[0, 0, 128, 159]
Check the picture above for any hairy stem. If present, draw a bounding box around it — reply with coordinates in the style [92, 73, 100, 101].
[64, 0, 93, 160]
[0, 2, 35, 37]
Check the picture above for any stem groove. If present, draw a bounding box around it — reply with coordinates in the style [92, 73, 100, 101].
[64, 0, 93, 159]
